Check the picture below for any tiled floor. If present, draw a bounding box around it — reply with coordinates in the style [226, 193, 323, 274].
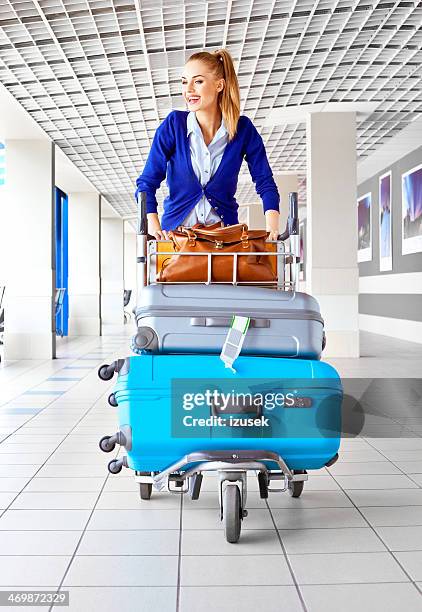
[0, 331, 421, 612]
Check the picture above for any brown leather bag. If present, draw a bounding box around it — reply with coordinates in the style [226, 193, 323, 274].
[159, 223, 276, 283]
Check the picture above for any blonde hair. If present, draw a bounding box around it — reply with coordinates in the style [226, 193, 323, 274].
[187, 49, 240, 141]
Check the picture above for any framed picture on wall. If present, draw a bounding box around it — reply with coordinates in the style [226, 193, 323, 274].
[379, 171, 392, 271]
[402, 163, 422, 255]
[357, 192, 372, 262]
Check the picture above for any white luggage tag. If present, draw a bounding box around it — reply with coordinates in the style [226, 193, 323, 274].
[220, 316, 250, 374]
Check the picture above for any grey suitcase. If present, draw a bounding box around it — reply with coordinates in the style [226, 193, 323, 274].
[133, 284, 325, 359]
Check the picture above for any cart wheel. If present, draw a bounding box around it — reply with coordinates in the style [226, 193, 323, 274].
[288, 470, 306, 498]
[99, 435, 115, 453]
[139, 483, 152, 500]
[189, 473, 203, 500]
[258, 471, 269, 499]
[223, 485, 242, 543]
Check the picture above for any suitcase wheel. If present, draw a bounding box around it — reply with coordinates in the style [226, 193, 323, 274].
[108, 393, 118, 407]
[99, 435, 116, 453]
[98, 364, 114, 381]
[108, 459, 123, 474]
[288, 470, 306, 498]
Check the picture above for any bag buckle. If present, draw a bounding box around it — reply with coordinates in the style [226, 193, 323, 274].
[215, 240, 224, 249]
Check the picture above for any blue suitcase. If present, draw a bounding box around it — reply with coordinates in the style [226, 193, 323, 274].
[101, 353, 342, 476]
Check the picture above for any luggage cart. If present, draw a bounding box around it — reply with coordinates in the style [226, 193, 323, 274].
[98, 192, 340, 543]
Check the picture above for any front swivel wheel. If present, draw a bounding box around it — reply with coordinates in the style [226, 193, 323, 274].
[223, 485, 242, 543]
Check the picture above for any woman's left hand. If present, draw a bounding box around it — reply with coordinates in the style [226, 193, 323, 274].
[265, 210, 280, 241]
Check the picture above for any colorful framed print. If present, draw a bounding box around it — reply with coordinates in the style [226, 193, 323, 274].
[357, 192, 372, 262]
[379, 171, 392, 271]
[402, 163, 422, 255]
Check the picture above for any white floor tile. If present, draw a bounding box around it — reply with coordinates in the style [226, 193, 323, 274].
[395, 551, 422, 581]
[0, 491, 17, 508]
[24, 477, 105, 492]
[0, 556, 70, 587]
[96, 491, 182, 510]
[61, 587, 177, 612]
[10, 491, 98, 510]
[301, 583, 422, 612]
[63, 556, 178, 586]
[181, 554, 293, 586]
[408, 474, 422, 487]
[272, 507, 366, 529]
[279, 527, 386, 554]
[339, 450, 386, 462]
[36, 464, 113, 478]
[395, 461, 422, 474]
[0, 453, 49, 465]
[180, 586, 303, 612]
[87, 509, 181, 530]
[360, 506, 422, 527]
[0, 509, 91, 531]
[375, 526, 422, 551]
[182, 529, 281, 555]
[335, 474, 418, 490]
[328, 461, 402, 476]
[289, 551, 408, 584]
[348, 489, 422, 507]
[0, 477, 31, 492]
[77, 530, 179, 555]
[183, 508, 274, 530]
[0, 465, 40, 478]
[0, 530, 80, 555]
[267, 490, 353, 509]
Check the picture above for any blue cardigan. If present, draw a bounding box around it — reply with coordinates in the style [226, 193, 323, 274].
[135, 110, 279, 231]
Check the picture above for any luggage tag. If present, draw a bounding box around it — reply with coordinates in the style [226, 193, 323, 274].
[220, 316, 250, 374]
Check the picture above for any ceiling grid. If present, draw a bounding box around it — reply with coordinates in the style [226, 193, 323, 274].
[0, 0, 421, 214]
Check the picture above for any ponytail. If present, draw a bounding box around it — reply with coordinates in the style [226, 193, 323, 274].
[187, 49, 240, 141]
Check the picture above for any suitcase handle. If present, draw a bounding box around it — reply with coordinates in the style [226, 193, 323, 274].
[211, 398, 263, 418]
[190, 317, 270, 328]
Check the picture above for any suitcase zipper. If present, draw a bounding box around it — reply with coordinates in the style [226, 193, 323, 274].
[136, 307, 324, 326]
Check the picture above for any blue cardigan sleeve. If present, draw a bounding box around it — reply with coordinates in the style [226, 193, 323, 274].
[243, 118, 280, 213]
[135, 112, 176, 214]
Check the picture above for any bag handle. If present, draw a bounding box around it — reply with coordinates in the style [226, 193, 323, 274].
[181, 227, 197, 245]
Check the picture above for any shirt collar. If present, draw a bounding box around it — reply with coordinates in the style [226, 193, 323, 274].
[187, 111, 227, 141]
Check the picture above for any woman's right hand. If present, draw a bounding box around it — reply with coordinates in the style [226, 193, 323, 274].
[147, 213, 169, 240]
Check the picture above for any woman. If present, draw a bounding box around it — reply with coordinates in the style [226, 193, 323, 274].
[135, 49, 280, 240]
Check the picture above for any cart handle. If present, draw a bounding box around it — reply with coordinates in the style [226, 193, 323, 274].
[137, 191, 299, 242]
[278, 192, 299, 241]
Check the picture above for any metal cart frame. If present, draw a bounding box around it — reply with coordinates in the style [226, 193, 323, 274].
[98, 190, 324, 543]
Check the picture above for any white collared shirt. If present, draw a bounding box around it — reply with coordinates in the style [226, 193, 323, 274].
[182, 111, 228, 227]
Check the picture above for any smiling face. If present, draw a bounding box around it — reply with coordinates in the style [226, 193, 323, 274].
[181, 59, 224, 112]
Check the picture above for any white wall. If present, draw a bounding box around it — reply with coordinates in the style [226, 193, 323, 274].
[101, 215, 124, 333]
[68, 192, 101, 335]
[124, 224, 137, 317]
[3, 139, 55, 359]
